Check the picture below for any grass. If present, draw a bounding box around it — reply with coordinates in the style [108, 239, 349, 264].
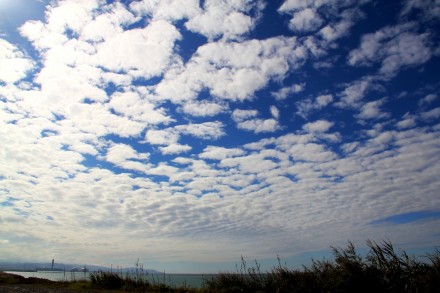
[89, 259, 200, 292]
[204, 240, 440, 293]
[1, 240, 439, 292]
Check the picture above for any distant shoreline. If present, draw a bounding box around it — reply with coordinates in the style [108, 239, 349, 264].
[1, 271, 210, 289]
[0, 271, 55, 286]
[0, 262, 162, 275]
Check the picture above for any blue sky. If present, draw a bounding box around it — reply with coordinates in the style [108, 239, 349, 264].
[1, 0, 440, 273]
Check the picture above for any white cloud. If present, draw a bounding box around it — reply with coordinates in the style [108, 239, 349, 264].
[3, 100, 440, 265]
[129, 0, 200, 22]
[19, 20, 64, 51]
[355, 98, 390, 121]
[232, 109, 258, 122]
[159, 143, 192, 155]
[271, 83, 305, 100]
[0, 39, 34, 84]
[296, 94, 333, 118]
[176, 121, 225, 140]
[199, 146, 245, 160]
[236, 118, 280, 133]
[288, 143, 337, 162]
[270, 106, 280, 119]
[396, 113, 417, 129]
[319, 8, 361, 42]
[156, 36, 306, 102]
[336, 77, 373, 108]
[185, 0, 265, 40]
[19, 1, 102, 50]
[220, 153, 278, 174]
[45, 0, 100, 34]
[278, 0, 318, 14]
[94, 20, 182, 79]
[288, 8, 323, 32]
[421, 107, 440, 121]
[105, 152, 151, 174]
[106, 143, 149, 166]
[0, 118, 88, 190]
[109, 91, 172, 125]
[2, 0, 440, 272]
[28, 63, 108, 114]
[15, 1, 185, 144]
[81, 2, 138, 42]
[348, 23, 432, 78]
[145, 162, 179, 178]
[400, 0, 440, 20]
[316, 94, 334, 107]
[313, 59, 334, 69]
[181, 100, 227, 117]
[278, 0, 369, 43]
[303, 120, 334, 133]
[145, 122, 225, 154]
[56, 102, 146, 138]
[232, 108, 280, 133]
[101, 72, 132, 87]
[379, 33, 432, 78]
[145, 129, 179, 145]
[22, 15, 182, 85]
[419, 93, 437, 106]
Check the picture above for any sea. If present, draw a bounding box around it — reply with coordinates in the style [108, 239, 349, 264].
[5, 271, 215, 288]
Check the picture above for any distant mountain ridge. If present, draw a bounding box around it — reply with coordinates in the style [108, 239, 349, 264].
[0, 261, 161, 274]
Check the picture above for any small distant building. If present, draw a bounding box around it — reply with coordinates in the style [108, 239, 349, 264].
[71, 266, 89, 272]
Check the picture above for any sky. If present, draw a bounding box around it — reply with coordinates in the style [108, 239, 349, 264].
[1, 0, 440, 274]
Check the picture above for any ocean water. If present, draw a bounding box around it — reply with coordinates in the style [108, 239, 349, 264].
[6, 271, 214, 288]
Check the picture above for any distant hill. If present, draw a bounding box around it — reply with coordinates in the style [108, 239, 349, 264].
[0, 261, 161, 274]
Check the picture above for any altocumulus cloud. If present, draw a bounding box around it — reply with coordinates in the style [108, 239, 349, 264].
[0, 0, 440, 273]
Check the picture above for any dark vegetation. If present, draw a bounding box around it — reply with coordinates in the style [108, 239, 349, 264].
[0, 271, 55, 285]
[88, 260, 197, 292]
[204, 240, 440, 293]
[1, 240, 439, 292]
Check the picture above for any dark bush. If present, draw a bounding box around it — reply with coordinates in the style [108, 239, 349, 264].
[203, 240, 440, 293]
[90, 271, 125, 290]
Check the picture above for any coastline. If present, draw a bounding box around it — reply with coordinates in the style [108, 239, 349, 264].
[0, 272, 112, 292]
[0, 271, 205, 292]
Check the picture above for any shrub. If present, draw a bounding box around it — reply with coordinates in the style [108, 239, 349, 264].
[203, 240, 440, 293]
[90, 271, 125, 290]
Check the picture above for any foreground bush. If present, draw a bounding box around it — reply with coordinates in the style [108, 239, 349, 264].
[89, 265, 198, 292]
[90, 271, 126, 290]
[89, 259, 172, 292]
[204, 240, 440, 293]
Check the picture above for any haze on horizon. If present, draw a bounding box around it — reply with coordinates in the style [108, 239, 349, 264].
[1, 0, 440, 273]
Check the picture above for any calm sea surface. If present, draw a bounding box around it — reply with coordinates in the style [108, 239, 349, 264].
[5, 271, 215, 288]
